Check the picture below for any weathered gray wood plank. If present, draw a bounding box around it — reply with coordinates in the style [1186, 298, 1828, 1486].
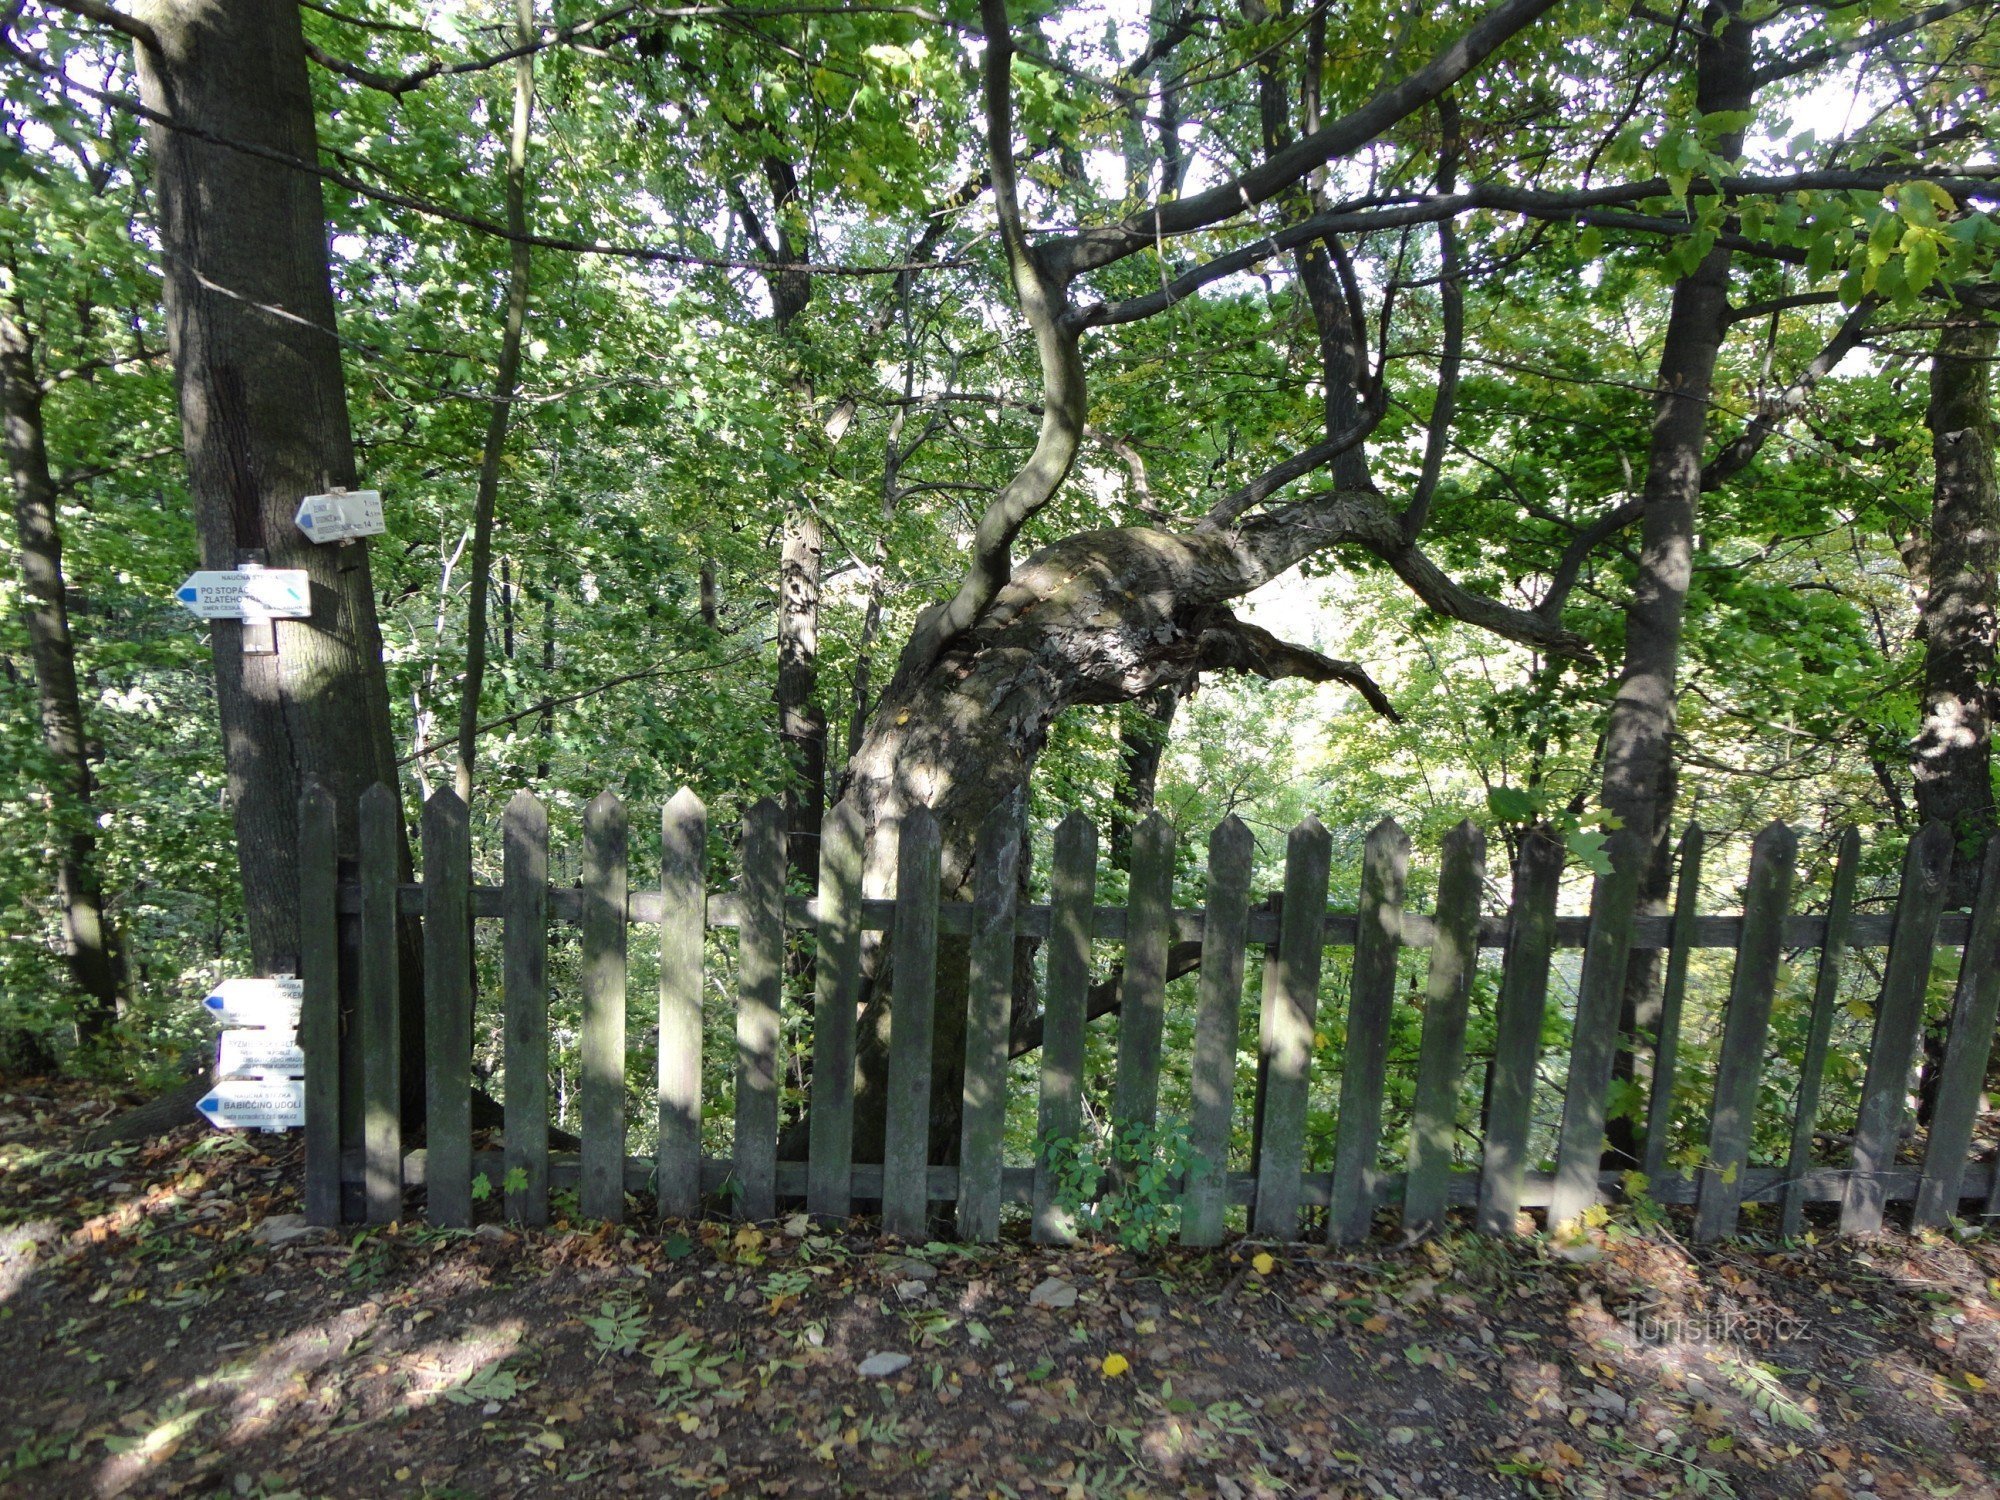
[1033, 811, 1097, 1245]
[503, 790, 550, 1227]
[359, 784, 401, 1224]
[807, 800, 865, 1219]
[1692, 821, 1798, 1242]
[299, 782, 341, 1226]
[1183, 815, 1254, 1247]
[1112, 811, 1176, 1135]
[958, 796, 1022, 1242]
[658, 789, 706, 1220]
[1639, 824, 1706, 1188]
[1842, 822, 1953, 1234]
[1404, 820, 1487, 1235]
[421, 788, 473, 1228]
[1251, 816, 1333, 1240]
[883, 807, 942, 1239]
[580, 791, 629, 1222]
[1780, 827, 1859, 1238]
[734, 797, 785, 1221]
[1329, 818, 1411, 1244]
[1475, 827, 1564, 1236]
[1548, 826, 1645, 1232]
[1914, 838, 2000, 1229]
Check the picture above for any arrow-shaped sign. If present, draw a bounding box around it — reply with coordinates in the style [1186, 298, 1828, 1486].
[216, 1030, 306, 1080]
[295, 489, 385, 543]
[175, 568, 311, 621]
[203, 976, 303, 1028]
[195, 1078, 305, 1131]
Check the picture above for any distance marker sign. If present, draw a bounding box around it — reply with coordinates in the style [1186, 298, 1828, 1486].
[295, 488, 385, 542]
[195, 1078, 305, 1131]
[216, 1030, 306, 1080]
[203, 976, 303, 1028]
[175, 569, 311, 621]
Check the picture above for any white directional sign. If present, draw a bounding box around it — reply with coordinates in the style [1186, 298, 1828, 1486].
[295, 489, 385, 543]
[175, 569, 311, 621]
[203, 976, 303, 1029]
[195, 1078, 305, 1131]
[216, 1030, 305, 1080]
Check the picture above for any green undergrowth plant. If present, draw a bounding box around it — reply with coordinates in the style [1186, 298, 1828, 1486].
[1036, 1118, 1202, 1252]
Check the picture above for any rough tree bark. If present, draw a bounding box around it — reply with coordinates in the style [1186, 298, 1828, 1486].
[1, 296, 126, 1042]
[133, 0, 423, 1115]
[1595, 0, 1753, 1167]
[1911, 312, 1999, 888]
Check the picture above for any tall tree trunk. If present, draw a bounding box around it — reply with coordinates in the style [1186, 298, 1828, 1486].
[455, 0, 536, 804]
[134, 0, 422, 1114]
[1911, 312, 1999, 886]
[1911, 312, 1997, 1121]
[1598, 0, 1753, 1169]
[1, 297, 125, 1041]
[1108, 686, 1178, 872]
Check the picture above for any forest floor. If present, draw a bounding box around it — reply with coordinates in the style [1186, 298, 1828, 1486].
[2, 1082, 1997, 1500]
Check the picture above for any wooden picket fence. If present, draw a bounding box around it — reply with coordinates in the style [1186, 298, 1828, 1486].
[295, 783, 2000, 1244]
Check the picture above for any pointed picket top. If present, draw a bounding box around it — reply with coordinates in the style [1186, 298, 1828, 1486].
[360, 780, 399, 821]
[1288, 810, 1331, 854]
[507, 786, 548, 826]
[1748, 818, 1798, 864]
[1442, 817, 1486, 859]
[1678, 820, 1705, 854]
[300, 777, 335, 821]
[1135, 807, 1175, 846]
[587, 787, 624, 822]
[425, 784, 467, 819]
[666, 785, 706, 822]
[1365, 814, 1407, 848]
[1209, 811, 1254, 858]
[1054, 805, 1097, 846]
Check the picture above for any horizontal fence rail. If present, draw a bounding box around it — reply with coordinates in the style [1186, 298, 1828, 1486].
[298, 784, 2000, 1244]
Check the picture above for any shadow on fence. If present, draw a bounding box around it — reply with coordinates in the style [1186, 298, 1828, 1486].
[297, 783, 2000, 1244]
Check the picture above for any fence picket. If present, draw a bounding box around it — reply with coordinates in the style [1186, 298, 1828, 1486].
[1034, 811, 1098, 1244]
[503, 790, 550, 1227]
[359, 784, 401, 1225]
[1913, 839, 2000, 1228]
[1640, 824, 1706, 1189]
[658, 789, 706, 1220]
[1842, 822, 1952, 1234]
[421, 788, 473, 1229]
[1184, 815, 1254, 1247]
[1475, 828, 1563, 1236]
[735, 797, 785, 1221]
[807, 800, 866, 1219]
[298, 782, 341, 1226]
[883, 808, 943, 1238]
[1692, 821, 1798, 1242]
[580, 791, 630, 1222]
[959, 797, 1023, 1242]
[1329, 818, 1410, 1244]
[1251, 816, 1333, 1240]
[1779, 826, 1860, 1238]
[1549, 826, 1645, 1232]
[1113, 812, 1176, 1136]
[1404, 820, 1488, 1235]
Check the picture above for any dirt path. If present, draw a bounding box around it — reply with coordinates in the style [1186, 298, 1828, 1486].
[3, 1082, 1996, 1499]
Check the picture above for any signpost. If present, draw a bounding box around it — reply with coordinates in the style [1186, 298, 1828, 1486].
[216, 1030, 306, 1080]
[202, 976, 303, 1029]
[295, 488, 385, 543]
[175, 568, 311, 622]
[195, 1079, 306, 1131]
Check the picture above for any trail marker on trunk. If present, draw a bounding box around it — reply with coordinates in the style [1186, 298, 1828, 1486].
[195, 1078, 306, 1131]
[175, 568, 311, 621]
[202, 976, 303, 1028]
[295, 488, 384, 542]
